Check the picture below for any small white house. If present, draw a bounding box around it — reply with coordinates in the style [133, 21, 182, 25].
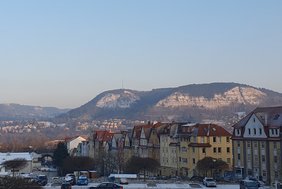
[66, 136, 87, 155]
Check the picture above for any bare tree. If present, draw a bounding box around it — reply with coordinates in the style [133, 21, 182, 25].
[196, 157, 229, 177]
[125, 156, 160, 181]
[2, 158, 27, 177]
[62, 156, 95, 175]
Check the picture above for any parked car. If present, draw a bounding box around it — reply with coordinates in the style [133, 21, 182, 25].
[240, 179, 258, 189]
[76, 176, 88, 185]
[90, 182, 123, 189]
[119, 178, 128, 185]
[203, 177, 217, 187]
[65, 174, 76, 185]
[61, 182, 72, 189]
[245, 177, 265, 187]
[36, 175, 48, 186]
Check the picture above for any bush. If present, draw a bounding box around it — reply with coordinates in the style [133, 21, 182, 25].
[0, 176, 43, 189]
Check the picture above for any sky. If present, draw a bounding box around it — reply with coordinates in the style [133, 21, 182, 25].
[0, 1, 281, 108]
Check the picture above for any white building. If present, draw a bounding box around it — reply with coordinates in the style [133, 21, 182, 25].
[66, 136, 87, 155]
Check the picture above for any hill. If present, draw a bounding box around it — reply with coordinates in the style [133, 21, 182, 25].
[0, 103, 69, 120]
[56, 82, 282, 123]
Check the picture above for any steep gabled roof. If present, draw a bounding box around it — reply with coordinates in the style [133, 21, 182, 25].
[233, 106, 282, 128]
[65, 136, 87, 142]
[132, 124, 143, 139]
[182, 123, 231, 137]
[94, 130, 114, 142]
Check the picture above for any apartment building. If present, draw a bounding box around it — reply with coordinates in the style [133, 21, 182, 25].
[232, 106, 282, 185]
[179, 123, 232, 177]
[159, 123, 185, 177]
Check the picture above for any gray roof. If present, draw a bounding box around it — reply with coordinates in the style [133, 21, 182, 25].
[233, 106, 282, 128]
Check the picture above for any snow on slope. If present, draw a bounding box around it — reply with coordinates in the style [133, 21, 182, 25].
[156, 87, 266, 109]
[96, 91, 140, 108]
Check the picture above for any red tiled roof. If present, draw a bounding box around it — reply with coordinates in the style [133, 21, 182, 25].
[182, 124, 231, 137]
[94, 130, 114, 142]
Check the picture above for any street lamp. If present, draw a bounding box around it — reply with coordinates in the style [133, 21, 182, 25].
[212, 159, 216, 178]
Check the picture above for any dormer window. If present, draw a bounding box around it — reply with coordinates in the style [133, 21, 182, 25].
[259, 128, 262, 135]
[236, 129, 241, 136]
[253, 128, 256, 135]
[248, 129, 251, 135]
[253, 118, 256, 122]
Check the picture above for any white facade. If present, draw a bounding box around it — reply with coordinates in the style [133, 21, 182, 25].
[243, 115, 267, 138]
[67, 136, 87, 153]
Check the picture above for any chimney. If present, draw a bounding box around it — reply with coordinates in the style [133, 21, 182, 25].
[264, 114, 268, 126]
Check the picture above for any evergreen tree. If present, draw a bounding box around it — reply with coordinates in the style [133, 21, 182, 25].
[53, 142, 69, 176]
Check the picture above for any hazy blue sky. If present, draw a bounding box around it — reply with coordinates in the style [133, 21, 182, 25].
[0, 1, 281, 108]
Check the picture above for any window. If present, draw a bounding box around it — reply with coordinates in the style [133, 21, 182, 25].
[192, 147, 195, 153]
[261, 142, 265, 148]
[253, 118, 256, 122]
[236, 129, 240, 135]
[193, 158, 196, 164]
[253, 128, 256, 135]
[237, 142, 240, 147]
[275, 129, 278, 135]
[254, 141, 257, 148]
[213, 148, 217, 153]
[202, 148, 206, 153]
[247, 142, 251, 148]
[218, 147, 221, 153]
[213, 137, 217, 143]
[262, 155, 265, 162]
[275, 171, 279, 179]
[274, 142, 277, 149]
[259, 128, 262, 135]
[248, 129, 251, 135]
[181, 147, 187, 152]
[238, 154, 241, 160]
[182, 158, 187, 163]
[274, 156, 278, 163]
[227, 147, 230, 153]
[226, 137, 230, 143]
[254, 155, 258, 163]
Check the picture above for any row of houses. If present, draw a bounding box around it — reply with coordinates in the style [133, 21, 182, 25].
[69, 122, 233, 178]
[67, 106, 282, 185]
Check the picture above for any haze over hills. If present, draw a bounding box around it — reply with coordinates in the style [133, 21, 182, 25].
[56, 82, 282, 123]
[0, 103, 69, 120]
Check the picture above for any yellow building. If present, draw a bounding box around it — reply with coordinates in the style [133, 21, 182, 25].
[179, 123, 232, 178]
[232, 107, 282, 185]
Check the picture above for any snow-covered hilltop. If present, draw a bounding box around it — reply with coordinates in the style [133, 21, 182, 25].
[56, 82, 282, 122]
[96, 90, 140, 108]
[156, 87, 267, 109]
